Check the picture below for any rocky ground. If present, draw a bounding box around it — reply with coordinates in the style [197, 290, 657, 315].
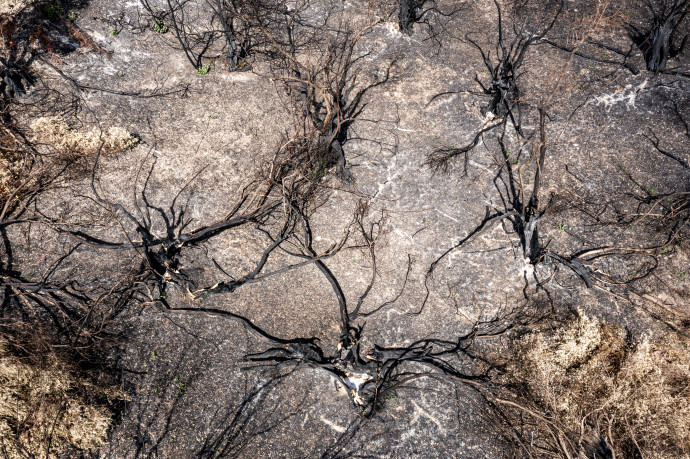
[1, 0, 689, 457]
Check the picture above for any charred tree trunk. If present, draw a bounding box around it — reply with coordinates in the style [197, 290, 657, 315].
[0, 57, 34, 100]
[630, 0, 688, 73]
[216, 0, 240, 69]
[398, 0, 423, 35]
[482, 63, 518, 120]
[213, 0, 251, 70]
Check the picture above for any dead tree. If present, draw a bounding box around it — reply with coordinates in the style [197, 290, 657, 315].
[54, 143, 341, 305]
[259, 1, 393, 182]
[0, 56, 34, 99]
[0, 3, 143, 366]
[421, 0, 666, 312]
[397, 0, 460, 39]
[422, 106, 667, 319]
[0, 0, 112, 108]
[139, 0, 392, 181]
[156, 199, 527, 417]
[208, 0, 253, 70]
[427, 0, 563, 173]
[0, 149, 134, 362]
[629, 0, 688, 73]
[140, 0, 279, 71]
[0, 5, 38, 103]
[398, 0, 425, 34]
[140, 0, 224, 71]
[0, 127, 134, 359]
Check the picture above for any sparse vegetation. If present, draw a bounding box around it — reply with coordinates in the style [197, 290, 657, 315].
[0, 0, 688, 456]
[152, 18, 168, 34]
[30, 117, 138, 155]
[0, 337, 124, 457]
[42, 0, 64, 19]
[196, 63, 210, 75]
[510, 314, 690, 458]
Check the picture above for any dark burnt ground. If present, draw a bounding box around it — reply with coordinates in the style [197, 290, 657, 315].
[3, 0, 689, 456]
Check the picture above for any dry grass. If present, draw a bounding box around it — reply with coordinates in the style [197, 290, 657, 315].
[0, 152, 25, 197]
[2, 117, 137, 202]
[30, 116, 138, 156]
[512, 313, 690, 458]
[0, 337, 124, 457]
[0, 0, 30, 17]
[0, 125, 33, 207]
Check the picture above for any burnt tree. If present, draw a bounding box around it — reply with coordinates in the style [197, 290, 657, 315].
[630, 0, 688, 73]
[397, 0, 460, 39]
[427, 0, 563, 173]
[422, 0, 667, 313]
[259, 2, 393, 182]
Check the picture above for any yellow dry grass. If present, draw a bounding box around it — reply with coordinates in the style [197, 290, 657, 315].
[514, 314, 690, 458]
[0, 153, 23, 196]
[0, 127, 30, 203]
[0, 338, 122, 457]
[30, 116, 138, 155]
[2, 117, 136, 207]
[0, 0, 29, 17]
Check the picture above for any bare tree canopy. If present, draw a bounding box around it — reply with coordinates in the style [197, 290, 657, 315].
[0, 0, 689, 457]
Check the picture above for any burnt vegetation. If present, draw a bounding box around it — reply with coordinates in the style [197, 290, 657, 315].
[0, 0, 689, 457]
[630, 0, 689, 73]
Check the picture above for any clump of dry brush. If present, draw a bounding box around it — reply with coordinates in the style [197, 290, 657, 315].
[507, 313, 690, 458]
